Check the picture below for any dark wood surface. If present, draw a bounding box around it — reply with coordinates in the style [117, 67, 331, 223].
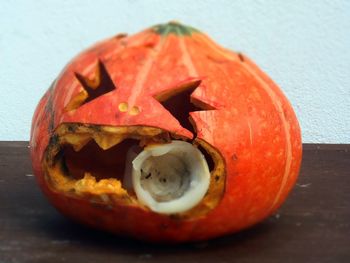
[0, 142, 349, 263]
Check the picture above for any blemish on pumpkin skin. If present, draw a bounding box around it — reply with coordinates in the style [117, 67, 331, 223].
[113, 33, 128, 47]
[144, 42, 156, 49]
[118, 102, 128, 112]
[247, 105, 256, 114]
[114, 33, 128, 40]
[238, 53, 245, 62]
[67, 124, 80, 133]
[232, 154, 238, 161]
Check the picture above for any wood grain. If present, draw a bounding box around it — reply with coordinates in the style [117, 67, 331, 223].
[0, 142, 349, 263]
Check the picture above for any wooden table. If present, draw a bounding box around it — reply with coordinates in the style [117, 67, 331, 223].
[0, 142, 349, 263]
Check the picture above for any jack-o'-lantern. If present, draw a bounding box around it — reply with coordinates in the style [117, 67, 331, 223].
[30, 22, 302, 242]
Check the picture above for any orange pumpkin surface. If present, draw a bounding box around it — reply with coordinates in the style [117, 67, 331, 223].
[30, 22, 302, 242]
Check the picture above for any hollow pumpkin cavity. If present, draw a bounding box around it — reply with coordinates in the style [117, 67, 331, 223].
[44, 124, 226, 217]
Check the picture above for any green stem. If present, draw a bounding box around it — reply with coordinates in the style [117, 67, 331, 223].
[152, 21, 200, 36]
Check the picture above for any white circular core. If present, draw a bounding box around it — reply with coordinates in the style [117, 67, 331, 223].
[132, 140, 210, 214]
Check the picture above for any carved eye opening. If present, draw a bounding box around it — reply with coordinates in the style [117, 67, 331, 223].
[65, 60, 116, 111]
[154, 79, 216, 136]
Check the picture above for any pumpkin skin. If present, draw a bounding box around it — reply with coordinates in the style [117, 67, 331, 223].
[30, 22, 302, 242]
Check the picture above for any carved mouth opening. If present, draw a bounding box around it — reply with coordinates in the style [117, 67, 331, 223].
[44, 124, 225, 217]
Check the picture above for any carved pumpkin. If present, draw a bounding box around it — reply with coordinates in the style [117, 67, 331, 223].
[30, 22, 302, 242]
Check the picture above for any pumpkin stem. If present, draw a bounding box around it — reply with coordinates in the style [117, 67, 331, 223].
[152, 22, 200, 36]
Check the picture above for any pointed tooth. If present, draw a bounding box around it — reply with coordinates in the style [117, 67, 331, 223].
[93, 134, 124, 150]
[62, 133, 91, 151]
[72, 137, 92, 152]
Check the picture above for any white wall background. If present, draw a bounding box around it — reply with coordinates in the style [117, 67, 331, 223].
[1, 0, 349, 142]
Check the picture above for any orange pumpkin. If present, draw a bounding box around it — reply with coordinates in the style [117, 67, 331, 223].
[30, 22, 302, 242]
